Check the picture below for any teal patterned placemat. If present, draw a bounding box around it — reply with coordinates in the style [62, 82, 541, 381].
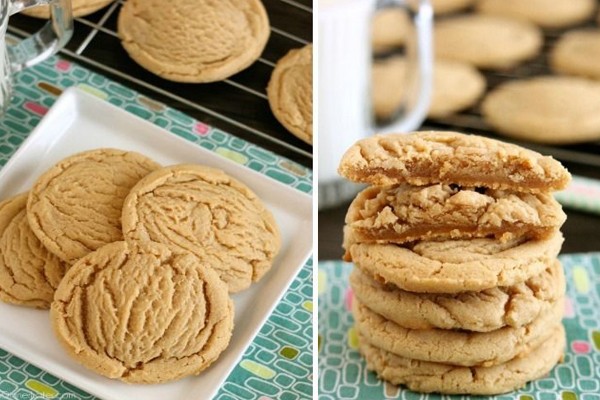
[318, 255, 600, 400]
[0, 56, 313, 400]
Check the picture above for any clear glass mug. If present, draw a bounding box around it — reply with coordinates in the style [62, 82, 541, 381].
[0, 0, 73, 112]
[318, 0, 433, 208]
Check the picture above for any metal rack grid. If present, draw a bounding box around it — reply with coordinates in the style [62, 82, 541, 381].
[419, 23, 600, 173]
[8, 0, 313, 168]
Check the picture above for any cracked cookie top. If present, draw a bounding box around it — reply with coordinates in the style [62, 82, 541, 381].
[338, 131, 570, 191]
[122, 164, 281, 293]
[0, 193, 67, 308]
[50, 241, 233, 383]
[27, 149, 160, 264]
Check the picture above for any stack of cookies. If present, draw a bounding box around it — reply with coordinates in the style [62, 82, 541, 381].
[0, 148, 280, 383]
[339, 131, 571, 395]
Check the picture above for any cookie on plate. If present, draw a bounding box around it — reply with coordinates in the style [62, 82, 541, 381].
[118, 0, 270, 82]
[551, 30, 600, 81]
[476, 0, 595, 29]
[359, 324, 565, 395]
[267, 44, 313, 144]
[434, 15, 542, 70]
[345, 183, 565, 245]
[350, 260, 564, 332]
[122, 164, 281, 293]
[51, 241, 233, 383]
[338, 131, 571, 192]
[372, 57, 485, 119]
[353, 297, 563, 366]
[0, 193, 67, 308]
[482, 76, 600, 144]
[23, 0, 114, 18]
[27, 148, 160, 264]
[345, 231, 563, 293]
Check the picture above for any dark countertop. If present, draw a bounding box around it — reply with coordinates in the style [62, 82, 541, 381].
[319, 160, 600, 260]
[9, 0, 313, 168]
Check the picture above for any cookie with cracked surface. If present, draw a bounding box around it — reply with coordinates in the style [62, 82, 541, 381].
[345, 183, 565, 245]
[345, 231, 563, 293]
[267, 44, 313, 144]
[476, 0, 595, 29]
[551, 30, 600, 81]
[23, 0, 114, 18]
[0, 193, 67, 308]
[434, 15, 542, 70]
[482, 76, 600, 145]
[352, 297, 563, 367]
[122, 164, 281, 293]
[350, 260, 564, 332]
[51, 241, 233, 383]
[118, 0, 270, 83]
[359, 324, 565, 395]
[372, 57, 485, 119]
[372, 9, 409, 52]
[27, 149, 160, 265]
[338, 131, 571, 192]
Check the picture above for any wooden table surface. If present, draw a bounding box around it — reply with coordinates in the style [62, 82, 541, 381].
[319, 160, 600, 260]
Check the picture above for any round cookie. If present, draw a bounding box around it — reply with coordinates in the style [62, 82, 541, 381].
[434, 15, 542, 70]
[372, 9, 409, 52]
[482, 76, 600, 144]
[345, 231, 563, 293]
[372, 57, 485, 119]
[0, 193, 67, 308]
[359, 324, 565, 395]
[267, 44, 313, 144]
[345, 183, 566, 245]
[27, 149, 160, 265]
[121, 164, 281, 293]
[431, 0, 475, 15]
[23, 0, 114, 18]
[338, 131, 571, 194]
[476, 0, 595, 29]
[352, 297, 563, 367]
[551, 30, 600, 81]
[118, 0, 270, 83]
[350, 260, 564, 332]
[51, 241, 233, 383]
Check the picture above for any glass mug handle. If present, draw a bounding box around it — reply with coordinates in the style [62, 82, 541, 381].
[7, 0, 73, 72]
[374, 0, 433, 134]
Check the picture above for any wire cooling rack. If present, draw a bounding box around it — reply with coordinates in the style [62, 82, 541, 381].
[8, 0, 312, 168]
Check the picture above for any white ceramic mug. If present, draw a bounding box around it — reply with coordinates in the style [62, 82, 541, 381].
[0, 0, 73, 112]
[318, 0, 433, 208]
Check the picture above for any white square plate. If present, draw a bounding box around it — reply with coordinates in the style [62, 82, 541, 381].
[0, 88, 313, 400]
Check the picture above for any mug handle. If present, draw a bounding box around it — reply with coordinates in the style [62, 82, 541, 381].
[7, 0, 73, 72]
[374, 0, 433, 134]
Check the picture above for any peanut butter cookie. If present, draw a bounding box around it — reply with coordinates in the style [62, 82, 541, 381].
[482, 76, 600, 144]
[118, 0, 270, 82]
[0, 193, 67, 308]
[338, 131, 571, 192]
[345, 183, 565, 245]
[267, 44, 313, 144]
[350, 260, 564, 332]
[122, 164, 281, 293]
[372, 9, 409, 52]
[359, 324, 565, 395]
[51, 241, 233, 383]
[353, 297, 563, 367]
[551, 30, 600, 81]
[27, 149, 160, 264]
[345, 231, 563, 293]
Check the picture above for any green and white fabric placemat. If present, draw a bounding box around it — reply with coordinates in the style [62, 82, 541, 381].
[318, 254, 600, 400]
[0, 55, 312, 400]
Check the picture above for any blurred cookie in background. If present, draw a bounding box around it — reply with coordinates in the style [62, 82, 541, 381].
[372, 9, 409, 52]
[476, 0, 595, 29]
[482, 76, 600, 144]
[372, 56, 485, 119]
[434, 15, 543, 70]
[551, 30, 600, 80]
